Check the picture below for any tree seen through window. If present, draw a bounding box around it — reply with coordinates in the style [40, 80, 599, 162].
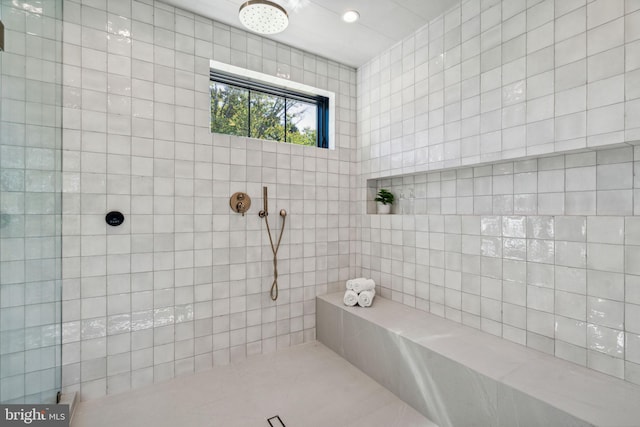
[210, 81, 318, 147]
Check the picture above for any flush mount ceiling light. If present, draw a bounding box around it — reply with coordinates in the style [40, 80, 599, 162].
[239, 0, 289, 35]
[342, 10, 360, 23]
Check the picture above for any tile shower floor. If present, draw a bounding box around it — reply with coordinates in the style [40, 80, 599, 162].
[71, 341, 436, 427]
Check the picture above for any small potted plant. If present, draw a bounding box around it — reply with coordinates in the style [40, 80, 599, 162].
[375, 188, 394, 214]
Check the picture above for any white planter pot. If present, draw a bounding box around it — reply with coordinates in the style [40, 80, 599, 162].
[377, 203, 391, 214]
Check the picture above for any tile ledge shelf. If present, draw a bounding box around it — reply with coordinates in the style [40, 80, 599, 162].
[364, 140, 640, 182]
[317, 292, 640, 427]
[365, 141, 640, 215]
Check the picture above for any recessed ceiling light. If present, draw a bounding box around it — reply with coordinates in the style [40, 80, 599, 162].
[239, 0, 289, 35]
[342, 10, 360, 23]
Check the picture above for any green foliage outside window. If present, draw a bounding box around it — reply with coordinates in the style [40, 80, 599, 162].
[210, 83, 249, 137]
[210, 81, 317, 147]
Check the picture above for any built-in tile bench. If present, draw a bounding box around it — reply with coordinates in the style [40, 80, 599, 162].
[317, 292, 640, 427]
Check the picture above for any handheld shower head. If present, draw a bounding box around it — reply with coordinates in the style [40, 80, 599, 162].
[263, 186, 268, 213]
[259, 186, 268, 218]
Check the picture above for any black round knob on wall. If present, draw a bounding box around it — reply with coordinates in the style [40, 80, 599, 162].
[105, 211, 125, 226]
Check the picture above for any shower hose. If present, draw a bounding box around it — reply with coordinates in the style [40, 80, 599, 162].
[263, 209, 286, 301]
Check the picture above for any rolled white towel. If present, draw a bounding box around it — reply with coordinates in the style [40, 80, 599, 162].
[343, 290, 358, 307]
[352, 278, 375, 294]
[357, 289, 376, 307]
[346, 277, 367, 290]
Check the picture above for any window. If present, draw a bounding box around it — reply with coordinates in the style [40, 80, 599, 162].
[210, 70, 330, 148]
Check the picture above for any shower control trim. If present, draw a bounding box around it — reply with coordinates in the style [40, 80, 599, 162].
[230, 192, 251, 216]
[105, 211, 125, 226]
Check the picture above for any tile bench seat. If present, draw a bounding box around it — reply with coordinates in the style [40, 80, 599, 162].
[317, 292, 640, 427]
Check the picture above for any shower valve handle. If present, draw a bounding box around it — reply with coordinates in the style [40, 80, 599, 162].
[237, 202, 246, 216]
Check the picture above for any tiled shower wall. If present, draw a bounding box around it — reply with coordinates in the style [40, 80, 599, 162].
[362, 146, 640, 383]
[358, 0, 640, 177]
[61, 0, 356, 400]
[357, 0, 640, 383]
[0, 0, 63, 403]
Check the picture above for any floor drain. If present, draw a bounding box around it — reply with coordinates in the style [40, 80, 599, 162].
[267, 415, 286, 427]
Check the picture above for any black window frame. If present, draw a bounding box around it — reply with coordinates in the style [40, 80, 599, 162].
[210, 70, 329, 149]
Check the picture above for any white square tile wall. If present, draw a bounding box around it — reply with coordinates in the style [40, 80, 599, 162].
[358, 0, 640, 177]
[361, 146, 640, 382]
[357, 0, 640, 386]
[60, 0, 356, 401]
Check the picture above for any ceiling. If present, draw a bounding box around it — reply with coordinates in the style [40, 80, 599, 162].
[163, 0, 459, 68]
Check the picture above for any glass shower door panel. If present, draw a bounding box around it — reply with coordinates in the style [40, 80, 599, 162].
[0, 0, 63, 404]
